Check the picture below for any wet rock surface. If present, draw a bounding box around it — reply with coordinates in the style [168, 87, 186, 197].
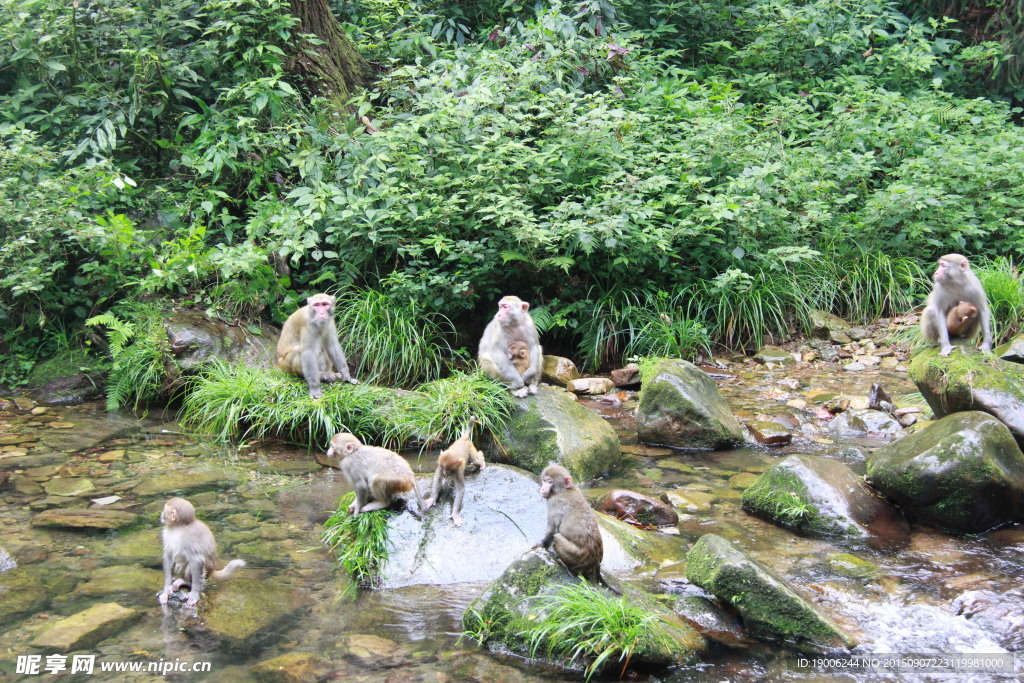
[597, 489, 679, 527]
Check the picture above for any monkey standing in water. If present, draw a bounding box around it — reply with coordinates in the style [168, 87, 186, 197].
[422, 418, 486, 527]
[158, 497, 246, 607]
[327, 433, 424, 514]
[277, 293, 359, 399]
[920, 254, 993, 357]
[532, 464, 618, 593]
[478, 295, 542, 398]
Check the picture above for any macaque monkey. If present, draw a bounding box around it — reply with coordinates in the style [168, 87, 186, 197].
[506, 340, 531, 376]
[277, 293, 359, 399]
[946, 300, 980, 339]
[326, 433, 424, 514]
[422, 418, 486, 527]
[478, 295, 542, 398]
[159, 497, 245, 607]
[920, 254, 993, 357]
[532, 464, 616, 592]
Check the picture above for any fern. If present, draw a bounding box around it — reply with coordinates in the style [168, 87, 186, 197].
[87, 305, 169, 411]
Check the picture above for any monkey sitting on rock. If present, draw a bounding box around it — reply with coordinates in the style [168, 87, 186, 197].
[158, 497, 245, 607]
[920, 254, 993, 357]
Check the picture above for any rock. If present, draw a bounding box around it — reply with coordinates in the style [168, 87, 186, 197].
[31, 508, 138, 530]
[830, 329, 853, 344]
[43, 477, 95, 497]
[996, 334, 1024, 364]
[101, 529, 163, 567]
[742, 454, 909, 549]
[133, 465, 245, 497]
[343, 633, 405, 667]
[811, 310, 850, 340]
[566, 377, 616, 395]
[541, 355, 580, 387]
[378, 464, 638, 587]
[909, 347, 1024, 448]
[610, 366, 641, 388]
[843, 361, 866, 372]
[163, 310, 278, 390]
[661, 490, 716, 513]
[195, 578, 308, 652]
[685, 534, 856, 653]
[77, 566, 163, 598]
[0, 452, 69, 471]
[30, 373, 105, 406]
[463, 549, 704, 673]
[866, 411, 1024, 532]
[827, 409, 902, 439]
[0, 567, 50, 621]
[745, 421, 792, 446]
[31, 603, 139, 650]
[35, 412, 140, 453]
[250, 652, 331, 683]
[498, 386, 620, 481]
[847, 326, 870, 341]
[637, 360, 744, 451]
[827, 553, 882, 580]
[597, 490, 679, 527]
[753, 346, 796, 366]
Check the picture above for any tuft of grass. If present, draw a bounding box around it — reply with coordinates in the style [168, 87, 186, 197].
[333, 286, 454, 388]
[624, 304, 712, 362]
[322, 492, 392, 588]
[774, 491, 812, 523]
[86, 303, 169, 412]
[522, 580, 674, 680]
[976, 257, 1024, 343]
[575, 286, 657, 372]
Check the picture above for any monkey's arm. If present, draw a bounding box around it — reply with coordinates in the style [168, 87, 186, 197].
[323, 333, 357, 383]
[158, 550, 174, 604]
[925, 306, 955, 356]
[423, 468, 443, 510]
[980, 306, 993, 352]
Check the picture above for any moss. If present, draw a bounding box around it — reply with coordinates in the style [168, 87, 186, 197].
[25, 348, 107, 385]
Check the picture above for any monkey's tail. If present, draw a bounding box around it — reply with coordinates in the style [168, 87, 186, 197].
[209, 559, 246, 581]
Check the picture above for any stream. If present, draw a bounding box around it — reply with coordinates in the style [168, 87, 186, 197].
[0, 362, 1021, 681]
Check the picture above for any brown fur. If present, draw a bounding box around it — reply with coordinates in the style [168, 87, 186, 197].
[159, 497, 245, 607]
[478, 295, 542, 398]
[327, 433, 423, 514]
[945, 300, 980, 339]
[422, 418, 486, 526]
[276, 293, 358, 398]
[920, 254, 992, 356]
[506, 340, 531, 376]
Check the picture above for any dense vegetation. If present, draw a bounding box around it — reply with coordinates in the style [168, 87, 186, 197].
[2, 0, 1023, 388]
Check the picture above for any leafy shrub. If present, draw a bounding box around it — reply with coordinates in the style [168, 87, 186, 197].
[86, 304, 169, 411]
[976, 258, 1024, 343]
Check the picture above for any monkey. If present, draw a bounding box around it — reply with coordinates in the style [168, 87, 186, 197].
[506, 340, 531, 377]
[946, 300, 980, 339]
[920, 254, 993, 357]
[326, 433, 424, 514]
[478, 295, 542, 398]
[276, 293, 359, 399]
[422, 417, 486, 527]
[158, 497, 245, 607]
[532, 464, 618, 593]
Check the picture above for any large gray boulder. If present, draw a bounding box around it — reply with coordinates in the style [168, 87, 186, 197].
[498, 386, 620, 480]
[686, 534, 856, 653]
[637, 360, 744, 450]
[741, 454, 909, 550]
[164, 310, 278, 389]
[866, 411, 1024, 532]
[909, 346, 1024, 448]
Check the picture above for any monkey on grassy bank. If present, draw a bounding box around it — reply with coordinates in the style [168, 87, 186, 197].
[422, 418, 486, 527]
[478, 295, 542, 398]
[277, 293, 358, 399]
[327, 433, 424, 514]
[158, 497, 245, 607]
[920, 254, 992, 357]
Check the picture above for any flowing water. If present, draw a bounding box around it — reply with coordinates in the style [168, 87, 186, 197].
[0, 363, 1021, 681]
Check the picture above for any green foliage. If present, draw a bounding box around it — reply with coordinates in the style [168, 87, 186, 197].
[522, 580, 675, 679]
[322, 492, 392, 588]
[86, 304, 169, 411]
[976, 258, 1024, 343]
[774, 491, 813, 523]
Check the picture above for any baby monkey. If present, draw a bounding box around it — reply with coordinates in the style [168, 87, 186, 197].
[946, 300, 979, 339]
[159, 497, 245, 607]
[506, 340, 531, 377]
[422, 418, 486, 527]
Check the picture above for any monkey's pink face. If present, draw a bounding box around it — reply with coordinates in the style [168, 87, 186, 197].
[496, 301, 514, 321]
[310, 298, 334, 321]
[539, 476, 553, 499]
[934, 258, 965, 283]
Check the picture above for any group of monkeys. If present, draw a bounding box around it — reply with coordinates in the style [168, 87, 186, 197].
[158, 254, 990, 606]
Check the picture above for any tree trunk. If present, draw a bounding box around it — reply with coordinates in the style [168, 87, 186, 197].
[287, 0, 371, 111]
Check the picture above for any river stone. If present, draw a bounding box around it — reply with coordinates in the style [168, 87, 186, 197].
[597, 489, 679, 527]
[661, 490, 716, 513]
[827, 409, 902, 439]
[463, 549, 704, 673]
[194, 577, 308, 652]
[753, 346, 796, 366]
[0, 452, 69, 471]
[541, 355, 580, 387]
[686, 534, 856, 653]
[250, 652, 331, 683]
[610, 365, 641, 388]
[101, 529, 163, 567]
[745, 420, 792, 446]
[498, 386, 620, 480]
[31, 603, 139, 650]
[811, 310, 850, 339]
[637, 360, 744, 450]
[909, 347, 1024, 448]
[43, 477, 95, 497]
[31, 508, 138, 530]
[742, 454, 909, 550]
[996, 334, 1024, 364]
[133, 465, 245, 497]
[866, 411, 1024, 532]
[30, 373, 105, 406]
[566, 377, 616, 395]
[163, 310, 278, 390]
[0, 566, 50, 621]
[0, 434, 27, 446]
[77, 565, 163, 598]
[380, 464, 638, 587]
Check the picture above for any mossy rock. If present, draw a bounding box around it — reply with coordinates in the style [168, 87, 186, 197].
[0, 566, 50, 621]
[498, 386, 620, 480]
[637, 360, 744, 450]
[192, 577, 309, 652]
[866, 411, 1024, 532]
[31, 603, 139, 650]
[909, 346, 1024, 449]
[685, 534, 856, 653]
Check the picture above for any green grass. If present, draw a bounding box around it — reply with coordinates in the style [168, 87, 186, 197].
[322, 492, 393, 588]
[976, 257, 1024, 343]
[799, 247, 927, 322]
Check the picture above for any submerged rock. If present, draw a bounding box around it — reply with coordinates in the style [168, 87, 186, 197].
[498, 386, 620, 480]
[741, 454, 909, 550]
[77, 565, 163, 598]
[132, 465, 245, 497]
[637, 359, 744, 450]
[685, 534, 856, 653]
[31, 508, 138, 530]
[31, 603, 139, 650]
[249, 652, 331, 683]
[866, 411, 1024, 532]
[463, 549, 704, 674]
[909, 347, 1024, 448]
[191, 577, 308, 652]
[0, 566, 50, 621]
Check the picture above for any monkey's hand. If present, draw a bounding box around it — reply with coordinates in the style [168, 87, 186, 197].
[530, 541, 541, 549]
[451, 513, 463, 527]
[158, 590, 170, 605]
[422, 497, 436, 511]
[185, 591, 201, 607]
[527, 385, 538, 395]
[347, 377, 360, 385]
[939, 345, 955, 357]
[511, 387, 529, 398]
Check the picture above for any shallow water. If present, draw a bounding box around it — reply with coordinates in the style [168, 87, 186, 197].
[0, 363, 1021, 681]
